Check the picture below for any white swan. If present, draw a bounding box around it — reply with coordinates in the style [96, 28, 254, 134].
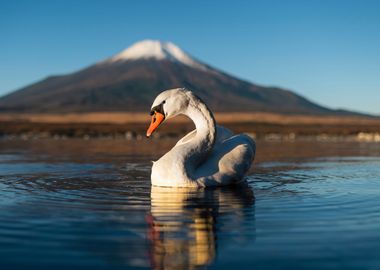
[146, 88, 256, 187]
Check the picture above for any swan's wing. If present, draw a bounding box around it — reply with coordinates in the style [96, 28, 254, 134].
[195, 134, 256, 186]
[214, 125, 234, 144]
[175, 125, 233, 147]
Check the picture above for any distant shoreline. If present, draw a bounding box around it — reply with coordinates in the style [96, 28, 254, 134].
[1, 111, 379, 124]
[1, 112, 380, 141]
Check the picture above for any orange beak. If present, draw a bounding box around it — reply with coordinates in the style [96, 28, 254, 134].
[146, 112, 165, 137]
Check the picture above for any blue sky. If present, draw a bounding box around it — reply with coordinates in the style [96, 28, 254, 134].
[1, 0, 379, 114]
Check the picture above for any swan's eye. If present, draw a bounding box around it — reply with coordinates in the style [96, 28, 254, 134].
[162, 100, 166, 104]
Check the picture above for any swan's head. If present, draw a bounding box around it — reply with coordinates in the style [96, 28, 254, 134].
[146, 88, 190, 137]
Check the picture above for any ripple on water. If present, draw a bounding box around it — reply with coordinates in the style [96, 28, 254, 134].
[0, 154, 380, 269]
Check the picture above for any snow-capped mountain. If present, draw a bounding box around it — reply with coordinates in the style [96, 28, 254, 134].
[105, 40, 207, 70]
[0, 40, 354, 115]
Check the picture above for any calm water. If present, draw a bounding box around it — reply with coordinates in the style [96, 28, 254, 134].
[0, 139, 380, 270]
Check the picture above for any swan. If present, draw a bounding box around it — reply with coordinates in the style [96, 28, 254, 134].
[146, 88, 256, 187]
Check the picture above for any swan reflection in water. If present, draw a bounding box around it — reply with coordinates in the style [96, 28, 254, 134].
[146, 184, 255, 270]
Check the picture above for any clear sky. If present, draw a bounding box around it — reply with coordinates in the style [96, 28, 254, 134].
[1, 0, 379, 114]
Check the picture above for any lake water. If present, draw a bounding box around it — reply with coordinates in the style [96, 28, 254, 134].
[0, 139, 380, 269]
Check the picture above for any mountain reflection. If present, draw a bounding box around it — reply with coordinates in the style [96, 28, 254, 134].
[147, 184, 255, 270]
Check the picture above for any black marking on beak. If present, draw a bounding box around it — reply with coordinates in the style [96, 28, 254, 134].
[150, 102, 165, 116]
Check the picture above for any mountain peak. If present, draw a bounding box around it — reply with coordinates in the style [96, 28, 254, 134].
[106, 40, 206, 69]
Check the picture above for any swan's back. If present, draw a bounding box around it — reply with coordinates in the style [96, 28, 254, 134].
[195, 133, 256, 187]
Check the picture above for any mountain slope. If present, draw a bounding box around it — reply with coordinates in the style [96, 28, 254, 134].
[0, 40, 352, 115]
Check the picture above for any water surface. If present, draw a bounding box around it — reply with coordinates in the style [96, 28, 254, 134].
[0, 139, 380, 269]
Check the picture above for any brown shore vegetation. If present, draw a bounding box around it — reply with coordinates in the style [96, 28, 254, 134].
[1, 112, 380, 139]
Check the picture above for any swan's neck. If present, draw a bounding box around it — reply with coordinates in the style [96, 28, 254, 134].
[179, 98, 216, 178]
